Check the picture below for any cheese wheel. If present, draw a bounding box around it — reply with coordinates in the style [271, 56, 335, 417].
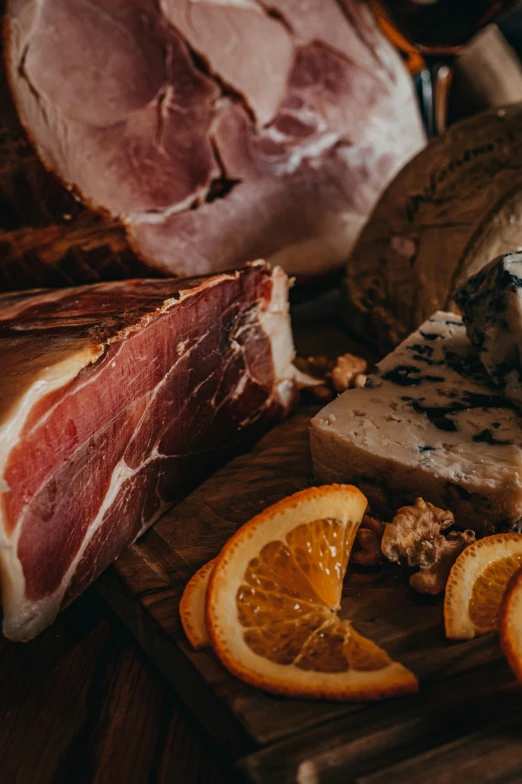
[344, 104, 522, 352]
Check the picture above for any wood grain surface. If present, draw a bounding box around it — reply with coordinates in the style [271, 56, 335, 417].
[3, 294, 522, 783]
[92, 298, 522, 782]
[0, 290, 363, 783]
[98, 404, 522, 782]
[0, 589, 230, 783]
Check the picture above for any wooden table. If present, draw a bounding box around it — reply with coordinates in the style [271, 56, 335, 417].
[0, 290, 362, 784]
[0, 590, 230, 783]
[3, 292, 522, 783]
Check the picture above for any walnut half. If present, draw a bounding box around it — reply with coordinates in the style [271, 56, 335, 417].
[351, 515, 385, 566]
[330, 353, 368, 393]
[381, 498, 476, 595]
[294, 353, 368, 403]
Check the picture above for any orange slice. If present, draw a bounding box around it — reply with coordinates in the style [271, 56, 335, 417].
[206, 485, 418, 701]
[180, 559, 216, 650]
[444, 534, 522, 640]
[500, 568, 522, 683]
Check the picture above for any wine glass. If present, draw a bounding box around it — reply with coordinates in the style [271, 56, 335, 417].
[371, 0, 518, 137]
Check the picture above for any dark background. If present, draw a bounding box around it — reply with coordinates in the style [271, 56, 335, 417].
[4, 6, 522, 783]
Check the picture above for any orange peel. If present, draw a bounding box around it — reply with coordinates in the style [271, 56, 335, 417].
[206, 485, 418, 701]
[500, 567, 522, 683]
[444, 534, 522, 640]
[180, 558, 216, 650]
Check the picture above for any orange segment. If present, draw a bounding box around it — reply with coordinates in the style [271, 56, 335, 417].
[242, 538, 327, 607]
[237, 582, 323, 629]
[207, 485, 418, 701]
[500, 568, 522, 683]
[244, 613, 329, 666]
[294, 618, 349, 673]
[468, 554, 522, 634]
[445, 534, 522, 640]
[285, 517, 354, 608]
[344, 628, 392, 672]
[292, 620, 392, 675]
[179, 559, 216, 650]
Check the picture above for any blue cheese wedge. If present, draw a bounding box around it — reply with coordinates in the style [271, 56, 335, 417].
[310, 312, 522, 535]
[455, 253, 522, 407]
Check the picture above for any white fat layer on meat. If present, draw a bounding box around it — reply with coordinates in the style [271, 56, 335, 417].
[4, 336, 220, 641]
[2, 459, 170, 641]
[0, 347, 104, 478]
[1, 321, 214, 640]
[0, 349, 103, 638]
[0, 285, 82, 320]
[311, 311, 522, 534]
[0, 280, 203, 638]
[190, 0, 260, 8]
[264, 131, 340, 177]
[0, 264, 297, 640]
[274, 379, 295, 410]
[125, 188, 208, 225]
[257, 265, 295, 379]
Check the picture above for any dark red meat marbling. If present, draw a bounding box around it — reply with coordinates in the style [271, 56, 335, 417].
[0, 262, 296, 640]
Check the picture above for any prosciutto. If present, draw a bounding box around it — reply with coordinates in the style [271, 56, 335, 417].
[4, 0, 425, 284]
[0, 262, 296, 641]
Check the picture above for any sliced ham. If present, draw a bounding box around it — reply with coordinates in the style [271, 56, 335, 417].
[0, 261, 296, 641]
[0, 36, 151, 292]
[4, 0, 425, 283]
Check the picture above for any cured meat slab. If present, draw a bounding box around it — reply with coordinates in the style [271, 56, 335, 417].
[0, 262, 296, 641]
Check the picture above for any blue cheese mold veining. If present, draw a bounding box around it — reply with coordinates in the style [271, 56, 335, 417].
[455, 252, 522, 407]
[311, 312, 522, 536]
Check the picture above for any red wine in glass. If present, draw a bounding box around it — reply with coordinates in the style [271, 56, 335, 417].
[372, 0, 518, 134]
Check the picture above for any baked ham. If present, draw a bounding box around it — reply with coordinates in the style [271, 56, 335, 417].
[0, 262, 296, 641]
[4, 0, 425, 284]
[0, 29, 155, 293]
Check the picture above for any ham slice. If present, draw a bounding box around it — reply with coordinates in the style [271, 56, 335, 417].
[4, 0, 425, 283]
[0, 261, 296, 641]
[0, 34, 152, 292]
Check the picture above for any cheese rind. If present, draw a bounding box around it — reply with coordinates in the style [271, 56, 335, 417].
[311, 312, 522, 535]
[455, 253, 522, 407]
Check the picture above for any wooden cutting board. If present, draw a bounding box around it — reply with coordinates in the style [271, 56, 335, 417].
[96, 298, 522, 782]
[96, 405, 522, 783]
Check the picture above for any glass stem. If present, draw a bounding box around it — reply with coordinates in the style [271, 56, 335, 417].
[419, 60, 453, 138]
[432, 62, 452, 136]
[418, 68, 434, 138]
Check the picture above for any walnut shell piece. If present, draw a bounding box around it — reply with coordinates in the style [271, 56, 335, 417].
[330, 353, 368, 393]
[381, 498, 476, 595]
[295, 353, 368, 403]
[352, 515, 385, 566]
[409, 530, 476, 594]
